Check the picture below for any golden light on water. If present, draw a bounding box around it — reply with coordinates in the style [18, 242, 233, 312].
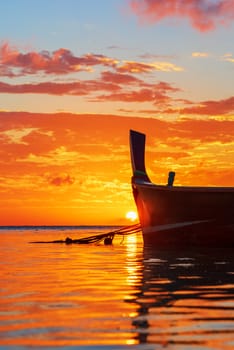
[124, 233, 143, 345]
[125, 234, 142, 287]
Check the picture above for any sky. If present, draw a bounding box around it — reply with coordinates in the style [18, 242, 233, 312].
[0, 0, 234, 225]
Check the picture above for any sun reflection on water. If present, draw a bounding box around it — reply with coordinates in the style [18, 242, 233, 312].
[125, 234, 142, 287]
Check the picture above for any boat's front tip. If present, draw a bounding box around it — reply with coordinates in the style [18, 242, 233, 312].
[129, 130, 150, 183]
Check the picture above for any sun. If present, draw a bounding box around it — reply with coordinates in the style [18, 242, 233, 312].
[125, 210, 138, 222]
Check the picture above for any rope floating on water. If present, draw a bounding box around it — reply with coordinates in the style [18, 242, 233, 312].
[29, 223, 142, 245]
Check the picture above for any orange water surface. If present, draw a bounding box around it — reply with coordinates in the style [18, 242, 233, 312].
[0, 227, 233, 348]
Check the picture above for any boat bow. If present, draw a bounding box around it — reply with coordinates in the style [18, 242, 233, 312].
[129, 130, 234, 247]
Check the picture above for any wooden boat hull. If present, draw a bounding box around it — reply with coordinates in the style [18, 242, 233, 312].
[130, 130, 234, 248]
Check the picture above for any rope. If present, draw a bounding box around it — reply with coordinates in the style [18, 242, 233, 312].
[29, 223, 142, 245]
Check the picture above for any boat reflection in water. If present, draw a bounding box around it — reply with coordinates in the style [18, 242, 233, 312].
[125, 241, 234, 348]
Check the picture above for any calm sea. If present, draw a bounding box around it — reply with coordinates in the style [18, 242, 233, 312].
[0, 226, 233, 349]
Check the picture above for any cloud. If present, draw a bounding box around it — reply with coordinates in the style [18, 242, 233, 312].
[0, 127, 38, 144]
[150, 62, 183, 72]
[0, 111, 233, 195]
[0, 80, 120, 96]
[0, 81, 86, 95]
[129, 0, 234, 32]
[0, 67, 181, 109]
[100, 70, 141, 84]
[92, 87, 174, 104]
[46, 173, 75, 186]
[0, 42, 118, 77]
[0, 174, 42, 191]
[170, 96, 234, 116]
[0, 42, 183, 79]
[192, 52, 209, 57]
[17, 146, 81, 166]
[117, 60, 183, 73]
[151, 151, 190, 160]
[139, 53, 177, 60]
[91, 79, 180, 104]
[222, 53, 234, 63]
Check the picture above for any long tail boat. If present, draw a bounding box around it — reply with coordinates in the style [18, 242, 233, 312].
[130, 130, 234, 247]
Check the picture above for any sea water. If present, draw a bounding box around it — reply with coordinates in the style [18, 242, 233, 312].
[0, 226, 233, 349]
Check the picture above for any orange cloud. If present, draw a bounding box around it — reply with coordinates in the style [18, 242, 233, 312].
[91, 80, 180, 105]
[0, 80, 120, 95]
[0, 127, 38, 144]
[117, 60, 183, 73]
[0, 71, 181, 110]
[92, 87, 173, 104]
[100, 70, 140, 84]
[1, 78, 233, 119]
[129, 0, 234, 32]
[0, 81, 87, 95]
[0, 111, 233, 224]
[46, 173, 75, 186]
[0, 42, 183, 79]
[0, 42, 118, 77]
[167, 96, 234, 116]
[117, 60, 155, 73]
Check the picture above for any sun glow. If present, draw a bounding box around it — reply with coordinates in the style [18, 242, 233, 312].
[125, 211, 138, 222]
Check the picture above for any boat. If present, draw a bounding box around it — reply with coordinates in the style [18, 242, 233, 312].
[129, 130, 234, 247]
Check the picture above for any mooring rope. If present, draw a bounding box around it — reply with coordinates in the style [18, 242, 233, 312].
[29, 223, 142, 245]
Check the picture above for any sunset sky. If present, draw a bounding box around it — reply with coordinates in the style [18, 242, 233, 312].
[0, 0, 234, 225]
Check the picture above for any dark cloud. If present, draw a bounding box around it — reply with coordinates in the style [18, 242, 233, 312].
[47, 173, 75, 186]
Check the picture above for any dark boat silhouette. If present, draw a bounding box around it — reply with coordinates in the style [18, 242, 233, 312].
[130, 130, 234, 247]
